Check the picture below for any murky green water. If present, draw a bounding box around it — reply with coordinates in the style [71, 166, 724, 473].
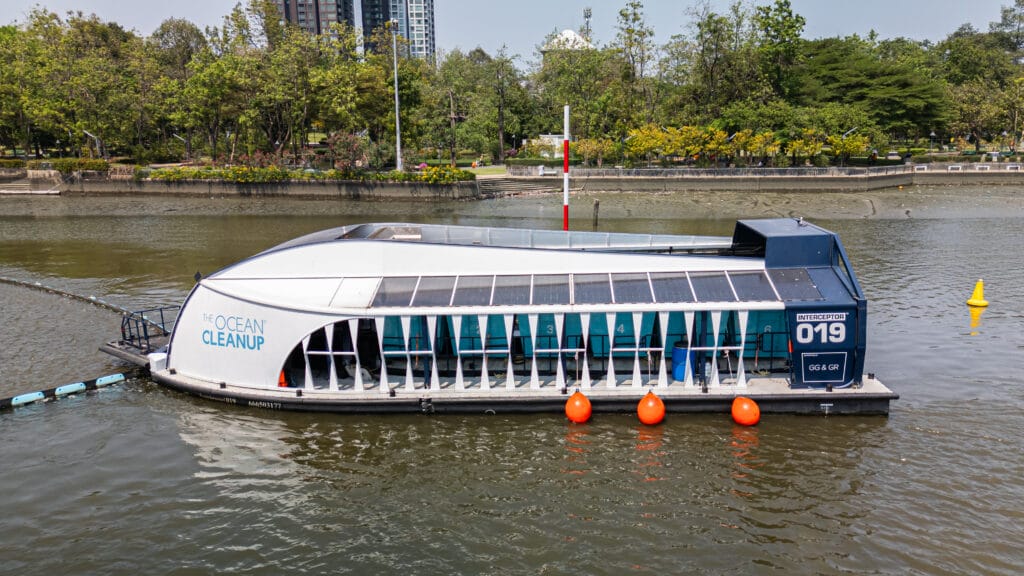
[1, 189, 1022, 575]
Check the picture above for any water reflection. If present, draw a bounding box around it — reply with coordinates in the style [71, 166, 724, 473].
[632, 425, 665, 482]
[175, 406, 305, 503]
[728, 426, 761, 499]
[969, 305, 985, 336]
[562, 425, 591, 476]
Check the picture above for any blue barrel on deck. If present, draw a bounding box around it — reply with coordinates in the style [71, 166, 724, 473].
[671, 345, 694, 381]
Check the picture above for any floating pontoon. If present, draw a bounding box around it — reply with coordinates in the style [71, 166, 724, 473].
[103, 219, 897, 414]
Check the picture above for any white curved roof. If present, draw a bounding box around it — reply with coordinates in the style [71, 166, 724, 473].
[213, 240, 760, 281]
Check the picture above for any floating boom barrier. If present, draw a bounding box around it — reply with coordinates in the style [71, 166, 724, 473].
[0, 275, 131, 315]
[0, 373, 126, 411]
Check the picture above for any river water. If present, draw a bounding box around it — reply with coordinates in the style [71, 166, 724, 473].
[1, 188, 1022, 575]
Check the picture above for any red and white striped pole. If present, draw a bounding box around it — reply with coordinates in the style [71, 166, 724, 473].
[563, 105, 570, 231]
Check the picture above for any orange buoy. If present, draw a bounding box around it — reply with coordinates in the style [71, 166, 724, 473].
[565, 390, 592, 423]
[731, 396, 760, 426]
[637, 390, 665, 425]
[278, 370, 288, 388]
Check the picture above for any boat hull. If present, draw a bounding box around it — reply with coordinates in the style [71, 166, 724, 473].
[151, 370, 897, 416]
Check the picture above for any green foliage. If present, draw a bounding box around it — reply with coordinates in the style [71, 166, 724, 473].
[4, 0, 1024, 170]
[147, 165, 474, 184]
[417, 165, 475, 184]
[0, 159, 26, 168]
[26, 158, 110, 172]
[504, 158, 569, 168]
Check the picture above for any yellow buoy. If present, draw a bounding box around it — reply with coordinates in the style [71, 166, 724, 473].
[967, 279, 988, 307]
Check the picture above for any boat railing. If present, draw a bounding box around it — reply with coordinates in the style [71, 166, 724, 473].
[120, 305, 181, 351]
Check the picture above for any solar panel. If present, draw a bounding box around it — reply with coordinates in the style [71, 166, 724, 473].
[492, 275, 532, 305]
[611, 273, 654, 303]
[649, 272, 694, 303]
[768, 268, 823, 301]
[689, 272, 737, 302]
[574, 273, 612, 304]
[532, 274, 571, 305]
[729, 271, 778, 301]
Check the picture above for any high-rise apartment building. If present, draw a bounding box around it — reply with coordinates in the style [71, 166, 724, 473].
[275, 0, 356, 36]
[360, 0, 436, 58]
[277, 0, 435, 58]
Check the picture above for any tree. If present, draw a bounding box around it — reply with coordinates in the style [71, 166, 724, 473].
[613, 1, 658, 125]
[575, 137, 615, 166]
[0, 23, 42, 157]
[989, 0, 1024, 53]
[753, 0, 806, 98]
[661, 2, 766, 124]
[948, 80, 1005, 151]
[748, 131, 781, 165]
[625, 123, 664, 166]
[790, 37, 949, 139]
[827, 133, 869, 166]
[785, 128, 823, 165]
[532, 32, 616, 139]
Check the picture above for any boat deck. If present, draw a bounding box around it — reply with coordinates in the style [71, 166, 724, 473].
[102, 338, 896, 415]
[150, 369, 897, 416]
[99, 338, 168, 368]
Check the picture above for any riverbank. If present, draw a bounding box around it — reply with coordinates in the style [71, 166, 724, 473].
[3, 182, 1024, 222]
[15, 164, 1023, 199]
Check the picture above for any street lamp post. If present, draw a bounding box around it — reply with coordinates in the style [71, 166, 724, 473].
[172, 133, 189, 162]
[930, 131, 936, 153]
[83, 130, 103, 159]
[390, 19, 403, 171]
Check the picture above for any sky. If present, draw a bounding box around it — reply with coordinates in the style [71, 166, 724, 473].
[3, 0, 1012, 63]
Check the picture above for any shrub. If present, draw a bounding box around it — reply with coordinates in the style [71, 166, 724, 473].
[0, 159, 26, 169]
[505, 158, 571, 168]
[147, 165, 475, 184]
[418, 165, 475, 184]
[811, 154, 831, 167]
[27, 158, 109, 173]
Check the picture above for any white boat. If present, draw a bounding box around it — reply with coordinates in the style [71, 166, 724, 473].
[103, 219, 897, 414]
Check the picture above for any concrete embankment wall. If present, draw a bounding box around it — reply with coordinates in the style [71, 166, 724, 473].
[33, 168, 1024, 199]
[519, 171, 1024, 193]
[562, 173, 914, 192]
[60, 178, 480, 200]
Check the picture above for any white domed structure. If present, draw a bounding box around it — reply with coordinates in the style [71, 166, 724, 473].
[542, 29, 593, 52]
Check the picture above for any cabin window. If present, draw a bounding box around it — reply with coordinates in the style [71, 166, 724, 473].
[373, 277, 418, 307]
[413, 276, 456, 307]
